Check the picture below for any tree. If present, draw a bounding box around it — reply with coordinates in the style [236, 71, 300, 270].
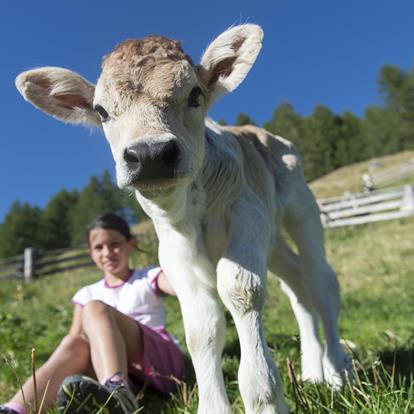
[69, 171, 123, 245]
[235, 113, 256, 126]
[263, 102, 304, 152]
[42, 190, 79, 249]
[0, 201, 43, 257]
[69, 171, 145, 246]
[378, 65, 408, 111]
[0, 170, 147, 255]
[363, 106, 399, 158]
[376, 65, 414, 152]
[335, 112, 366, 167]
[301, 106, 342, 181]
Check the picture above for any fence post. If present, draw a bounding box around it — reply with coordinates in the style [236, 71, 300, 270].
[362, 173, 375, 191]
[401, 185, 414, 213]
[24, 247, 35, 283]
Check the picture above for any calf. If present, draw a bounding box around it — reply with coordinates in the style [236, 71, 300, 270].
[16, 24, 350, 414]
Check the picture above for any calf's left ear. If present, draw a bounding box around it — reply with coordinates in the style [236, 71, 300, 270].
[15, 67, 100, 127]
[198, 24, 263, 105]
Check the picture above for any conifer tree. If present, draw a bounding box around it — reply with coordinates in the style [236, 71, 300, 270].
[0, 201, 43, 257]
[42, 190, 79, 249]
[69, 171, 124, 246]
[235, 112, 257, 126]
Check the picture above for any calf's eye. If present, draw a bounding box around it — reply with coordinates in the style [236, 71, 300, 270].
[94, 104, 109, 122]
[188, 87, 203, 108]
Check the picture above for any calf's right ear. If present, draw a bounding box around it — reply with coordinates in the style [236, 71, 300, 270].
[15, 67, 100, 127]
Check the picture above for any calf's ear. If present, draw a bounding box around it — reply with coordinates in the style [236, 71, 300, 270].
[15, 67, 100, 127]
[198, 24, 263, 105]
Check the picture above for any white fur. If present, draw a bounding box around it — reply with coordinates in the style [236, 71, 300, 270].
[15, 25, 350, 414]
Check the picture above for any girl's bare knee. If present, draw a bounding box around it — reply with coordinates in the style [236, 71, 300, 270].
[60, 334, 90, 360]
[83, 299, 110, 313]
[61, 334, 88, 349]
[82, 300, 112, 322]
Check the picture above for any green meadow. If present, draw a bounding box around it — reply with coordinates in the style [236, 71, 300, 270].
[1, 156, 413, 413]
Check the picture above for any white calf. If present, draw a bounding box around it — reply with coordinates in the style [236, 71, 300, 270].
[16, 24, 350, 414]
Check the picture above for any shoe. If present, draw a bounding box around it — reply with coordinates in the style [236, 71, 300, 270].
[0, 406, 19, 414]
[56, 375, 139, 414]
[104, 377, 139, 414]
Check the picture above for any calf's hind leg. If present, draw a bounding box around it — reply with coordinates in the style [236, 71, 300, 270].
[268, 239, 325, 383]
[284, 195, 350, 388]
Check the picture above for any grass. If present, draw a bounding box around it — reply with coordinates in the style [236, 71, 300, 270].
[1, 215, 413, 413]
[1, 157, 413, 412]
[309, 150, 414, 199]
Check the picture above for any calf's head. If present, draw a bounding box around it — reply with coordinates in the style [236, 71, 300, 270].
[16, 25, 263, 196]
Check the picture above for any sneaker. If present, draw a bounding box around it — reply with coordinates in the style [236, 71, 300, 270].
[0, 406, 19, 414]
[104, 377, 138, 413]
[56, 375, 139, 414]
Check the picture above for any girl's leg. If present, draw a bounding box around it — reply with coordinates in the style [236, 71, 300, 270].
[80, 300, 142, 383]
[6, 334, 91, 413]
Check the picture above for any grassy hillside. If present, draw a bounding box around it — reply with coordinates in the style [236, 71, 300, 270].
[309, 150, 414, 199]
[1, 214, 413, 413]
[1, 154, 413, 413]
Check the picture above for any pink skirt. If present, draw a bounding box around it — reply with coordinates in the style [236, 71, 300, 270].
[128, 323, 184, 394]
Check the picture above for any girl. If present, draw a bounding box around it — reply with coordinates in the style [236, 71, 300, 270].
[0, 213, 184, 414]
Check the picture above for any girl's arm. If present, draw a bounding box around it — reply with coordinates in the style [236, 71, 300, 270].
[69, 304, 84, 335]
[157, 270, 176, 296]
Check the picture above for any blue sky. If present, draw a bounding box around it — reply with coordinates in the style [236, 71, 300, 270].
[1, 0, 414, 222]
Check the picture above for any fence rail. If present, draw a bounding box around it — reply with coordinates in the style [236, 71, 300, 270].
[0, 246, 94, 283]
[36, 252, 91, 268]
[319, 184, 414, 228]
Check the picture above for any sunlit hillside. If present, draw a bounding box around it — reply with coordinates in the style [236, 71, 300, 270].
[309, 150, 414, 199]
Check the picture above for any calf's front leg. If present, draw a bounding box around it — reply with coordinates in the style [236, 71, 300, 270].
[158, 239, 232, 414]
[179, 287, 231, 414]
[216, 202, 290, 414]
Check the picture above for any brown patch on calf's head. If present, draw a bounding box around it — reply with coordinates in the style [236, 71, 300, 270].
[98, 35, 196, 106]
[102, 36, 193, 71]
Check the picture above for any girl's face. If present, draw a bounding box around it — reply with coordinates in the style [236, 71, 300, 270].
[89, 228, 136, 279]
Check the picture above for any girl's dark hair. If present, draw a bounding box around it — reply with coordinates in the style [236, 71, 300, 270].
[87, 212, 132, 243]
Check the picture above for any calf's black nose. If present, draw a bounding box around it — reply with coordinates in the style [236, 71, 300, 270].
[123, 140, 180, 181]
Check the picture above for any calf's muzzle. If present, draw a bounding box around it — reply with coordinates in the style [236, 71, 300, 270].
[123, 140, 180, 182]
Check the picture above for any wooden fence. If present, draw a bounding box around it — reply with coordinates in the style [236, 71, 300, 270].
[362, 158, 414, 190]
[0, 253, 24, 281]
[0, 246, 94, 283]
[319, 184, 414, 228]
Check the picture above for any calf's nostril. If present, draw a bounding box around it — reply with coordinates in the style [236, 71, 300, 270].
[124, 148, 139, 164]
[161, 141, 179, 168]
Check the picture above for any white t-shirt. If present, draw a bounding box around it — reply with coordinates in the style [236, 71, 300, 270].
[72, 266, 166, 329]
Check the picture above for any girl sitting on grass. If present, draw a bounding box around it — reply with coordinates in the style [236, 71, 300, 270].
[0, 212, 184, 414]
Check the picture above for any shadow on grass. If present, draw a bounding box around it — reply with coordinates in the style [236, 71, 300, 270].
[377, 341, 414, 385]
[135, 353, 196, 413]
